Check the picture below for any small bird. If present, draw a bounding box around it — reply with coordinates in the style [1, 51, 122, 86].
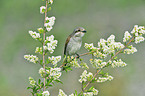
[64, 27, 87, 61]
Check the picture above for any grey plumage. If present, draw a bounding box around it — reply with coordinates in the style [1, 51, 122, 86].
[64, 27, 86, 57]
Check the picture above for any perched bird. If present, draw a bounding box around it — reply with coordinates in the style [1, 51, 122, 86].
[64, 27, 87, 61]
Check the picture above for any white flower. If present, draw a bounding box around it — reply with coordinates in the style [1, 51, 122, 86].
[70, 59, 80, 68]
[108, 75, 114, 81]
[98, 39, 107, 48]
[123, 31, 132, 42]
[87, 72, 93, 80]
[29, 77, 36, 86]
[44, 35, 58, 54]
[69, 93, 75, 96]
[114, 42, 124, 49]
[97, 75, 113, 83]
[49, 0, 53, 4]
[92, 88, 99, 95]
[84, 43, 97, 51]
[39, 68, 45, 77]
[135, 36, 144, 44]
[29, 30, 40, 40]
[46, 35, 54, 41]
[124, 45, 137, 54]
[43, 46, 48, 50]
[24, 55, 38, 64]
[112, 59, 127, 68]
[80, 62, 89, 69]
[46, 26, 53, 32]
[97, 77, 108, 82]
[42, 91, 50, 96]
[40, 6, 46, 14]
[131, 25, 145, 35]
[79, 70, 87, 83]
[44, 16, 56, 32]
[107, 35, 115, 43]
[79, 70, 94, 83]
[48, 56, 61, 65]
[90, 59, 107, 69]
[35, 47, 42, 54]
[83, 92, 93, 96]
[58, 89, 67, 96]
[50, 68, 61, 80]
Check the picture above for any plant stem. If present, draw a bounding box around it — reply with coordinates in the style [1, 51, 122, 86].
[43, 0, 48, 91]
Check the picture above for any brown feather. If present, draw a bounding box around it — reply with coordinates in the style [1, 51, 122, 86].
[64, 35, 71, 55]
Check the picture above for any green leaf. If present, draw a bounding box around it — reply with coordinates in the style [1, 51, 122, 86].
[88, 86, 94, 91]
[47, 7, 51, 11]
[46, 59, 50, 64]
[48, 84, 53, 86]
[38, 79, 41, 85]
[36, 93, 42, 96]
[55, 79, 63, 84]
[27, 87, 31, 89]
[40, 60, 43, 65]
[83, 84, 86, 89]
[75, 90, 77, 95]
[114, 56, 118, 60]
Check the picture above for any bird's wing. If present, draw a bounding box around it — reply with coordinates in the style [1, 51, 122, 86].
[64, 35, 71, 55]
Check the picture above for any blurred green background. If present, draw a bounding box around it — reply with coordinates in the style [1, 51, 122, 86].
[1, 0, 145, 96]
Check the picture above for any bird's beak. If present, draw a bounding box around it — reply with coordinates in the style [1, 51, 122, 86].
[82, 30, 87, 33]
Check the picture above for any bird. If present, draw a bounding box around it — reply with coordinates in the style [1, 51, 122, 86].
[63, 27, 86, 67]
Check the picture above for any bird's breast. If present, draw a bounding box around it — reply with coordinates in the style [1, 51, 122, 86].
[66, 37, 82, 55]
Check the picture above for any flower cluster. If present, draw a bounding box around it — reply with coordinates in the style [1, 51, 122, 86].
[40, 6, 46, 14]
[83, 92, 93, 96]
[97, 75, 113, 83]
[29, 77, 36, 86]
[39, 68, 45, 77]
[124, 45, 137, 54]
[49, 68, 61, 80]
[70, 59, 80, 68]
[80, 62, 89, 69]
[24, 55, 38, 64]
[84, 43, 97, 51]
[111, 59, 127, 68]
[92, 88, 99, 95]
[78, 70, 94, 83]
[44, 35, 58, 54]
[123, 31, 132, 42]
[58, 89, 67, 96]
[135, 36, 144, 44]
[131, 25, 145, 44]
[35, 47, 42, 54]
[29, 30, 40, 40]
[48, 56, 61, 65]
[44, 16, 56, 32]
[85, 35, 125, 59]
[42, 91, 50, 96]
[39, 67, 61, 80]
[83, 88, 99, 96]
[90, 59, 107, 69]
[98, 35, 124, 53]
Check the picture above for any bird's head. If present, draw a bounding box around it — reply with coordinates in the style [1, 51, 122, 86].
[73, 27, 87, 37]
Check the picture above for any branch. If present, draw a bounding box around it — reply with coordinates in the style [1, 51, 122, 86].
[59, 51, 94, 68]
[81, 37, 135, 93]
[42, 0, 48, 91]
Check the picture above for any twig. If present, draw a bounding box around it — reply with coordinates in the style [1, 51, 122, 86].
[82, 69, 101, 91]
[59, 51, 94, 68]
[43, 0, 48, 91]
